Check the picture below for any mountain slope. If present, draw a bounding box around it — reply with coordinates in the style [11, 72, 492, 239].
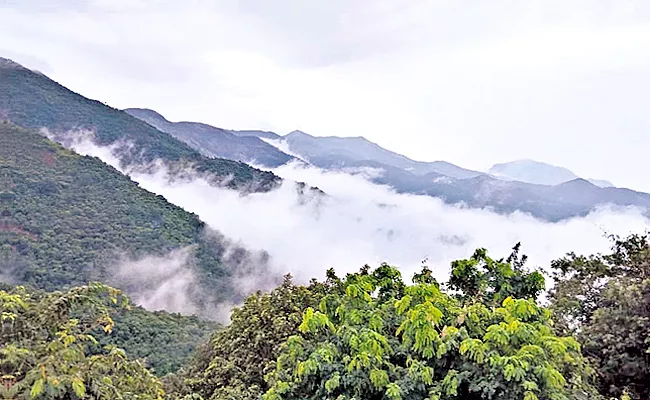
[489, 159, 614, 187]
[232, 129, 282, 140]
[0, 122, 270, 302]
[97, 305, 216, 376]
[125, 108, 294, 167]
[0, 57, 279, 191]
[0, 122, 237, 374]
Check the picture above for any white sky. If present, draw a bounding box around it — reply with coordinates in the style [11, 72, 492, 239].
[2, 0, 650, 191]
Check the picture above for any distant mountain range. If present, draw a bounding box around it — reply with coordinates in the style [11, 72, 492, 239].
[124, 108, 646, 221]
[279, 130, 483, 179]
[488, 159, 613, 188]
[1, 56, 647, 222]
[125, 107, 614, 187]
[124, 108, 295, 167]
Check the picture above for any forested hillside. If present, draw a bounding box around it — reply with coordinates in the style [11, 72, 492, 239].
[96, 306, 216, 376]
[0, 122, 242, 295]
[0, 58, 279, 191]
[0, 121, 243, 374]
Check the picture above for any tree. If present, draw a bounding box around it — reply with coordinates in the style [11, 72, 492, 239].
[448, 243, 545, 306]
[549, 234, 650, 399]
[173, 274, 333, 400]
[263, 252, 597, 400]
[0, 283, 164, 399]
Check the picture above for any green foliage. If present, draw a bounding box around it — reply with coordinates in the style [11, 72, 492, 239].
[0, 122, 244, 300]
[258, 255, 596, 400]
[172, 274, 332, 400]
[0, 282, 164, 399]
[448, 243, 545, 305]
[0, 122, 229, 375]
[96, 307, 216, 376]
[549, 234, 650, 399]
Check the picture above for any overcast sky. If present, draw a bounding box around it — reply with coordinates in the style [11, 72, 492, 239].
[2, 0, 650, 191]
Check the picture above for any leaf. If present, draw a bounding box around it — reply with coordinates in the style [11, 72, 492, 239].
[523, 391, 538, 400]
[386, 383, 402, 400]
[324, 373, 341, 393]
[72, 377, 86, 398]
[395, 295, 411, 314]
[30, 378, 45, 398]
[370, 369, 389, 389]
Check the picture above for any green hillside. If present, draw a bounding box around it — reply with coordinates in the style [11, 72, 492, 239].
[3, 122, 198, 286]
[0, 121, 233, 374]
[0, 58, 279, 191]
[0, 122, 264, 302]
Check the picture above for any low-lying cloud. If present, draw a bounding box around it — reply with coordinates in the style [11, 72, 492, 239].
[59, 133, 649, 310]
[109, 247, 201, 315]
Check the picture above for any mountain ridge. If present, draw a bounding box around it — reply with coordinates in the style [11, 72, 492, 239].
[124, 107, 295, 167]
[3, 56, 647, 222]
[0, 58, 281, 192]
[122, 104, 649, 221]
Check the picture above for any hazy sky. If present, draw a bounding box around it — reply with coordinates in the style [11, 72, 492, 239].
[2, 1, 650, 191]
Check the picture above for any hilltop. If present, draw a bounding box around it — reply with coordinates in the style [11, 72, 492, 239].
[489, 159, 614, 187]
[0, 58, 280, 192]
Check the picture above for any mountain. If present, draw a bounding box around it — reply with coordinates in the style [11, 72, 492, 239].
[257, 131, 648, 220]
[280, 130, 484, 179]
[489, 159, 614, 187]
[345, 160, 648, 221]
[0, 122, 245, 374]
[117, 111, 650, 221]
[0, 122, 275, 303]
[3, 56, 647, 222]
[125, 108, 294, 167]
[0, 57, 280, 192]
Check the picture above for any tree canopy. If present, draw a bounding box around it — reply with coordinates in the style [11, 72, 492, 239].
[549, 233, 650, 399]
[174, 247, 602, 400]
[0, 282, 164, 399]
[263, 258, 595, 400]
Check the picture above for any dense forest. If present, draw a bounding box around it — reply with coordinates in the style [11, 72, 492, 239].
[2, 234, 648, 399]
[0, 122, 272, 300]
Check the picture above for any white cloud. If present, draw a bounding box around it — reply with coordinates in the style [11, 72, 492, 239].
[109, 247, 201, 315]
[63, 136, 650, 293]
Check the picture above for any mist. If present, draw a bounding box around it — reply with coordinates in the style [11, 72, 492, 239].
[109, 247, 201, 315]
[59, 133, 650, 292]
